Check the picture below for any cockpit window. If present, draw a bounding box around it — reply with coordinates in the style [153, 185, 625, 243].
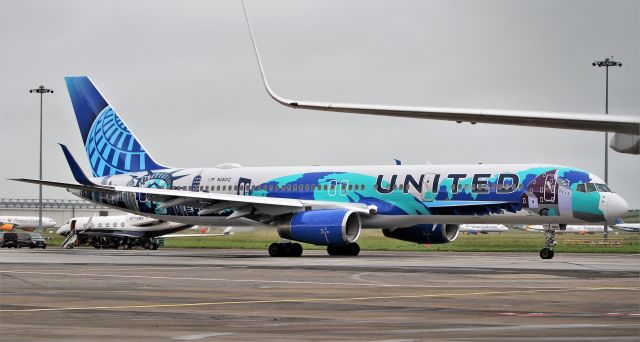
[581, 182, 612, 193]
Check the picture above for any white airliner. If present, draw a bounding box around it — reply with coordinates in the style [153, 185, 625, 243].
[611, 218, 640, 233]
[459, 224, 509, 235]
[241, 2, 640, 154]
[12, 76, 629, 260]
[0, 216, 57, 232]
[57, 214, 232, 249]
[517, 224, 606, 235]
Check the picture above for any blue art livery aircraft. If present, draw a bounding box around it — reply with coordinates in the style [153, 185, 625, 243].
[13, 77, 628, 259]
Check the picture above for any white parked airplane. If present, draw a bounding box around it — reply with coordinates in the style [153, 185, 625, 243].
[57, 214, 232, 249]
[0, 216, 57, 232]
[12, 77, 629, 260]
[611, 218, 640, 233]
[241, 1, 640, 154]
[516, 224, 607, 235]
[459, 224, 509, 235]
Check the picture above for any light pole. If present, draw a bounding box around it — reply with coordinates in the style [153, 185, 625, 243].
[592, 57, 622, 239]
[28, 85, 53, 232]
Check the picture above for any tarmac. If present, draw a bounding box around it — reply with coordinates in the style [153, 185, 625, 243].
[1, 248, 639, 341]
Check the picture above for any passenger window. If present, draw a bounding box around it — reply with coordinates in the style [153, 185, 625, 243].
[361, 185, 366, 190]
[234, 185, 238, 191]
[121, 222, 125, 227]
[105, 223, 110, 228]
[286, 184, 291, 191]
[354, 185, 359, 191]
[576, 184, 586, 193]
[311, 184, 316, 190]
[586, 183, 596, 192]
[330, 185, 335, 190]
[98, 223, 102, 228]
[305, 184, 310, 191]
[348, 185, 353, 190]
[216, 185, 220, 191]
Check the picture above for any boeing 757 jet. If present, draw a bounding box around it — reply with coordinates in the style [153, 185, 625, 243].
[12, 77, 628, 259]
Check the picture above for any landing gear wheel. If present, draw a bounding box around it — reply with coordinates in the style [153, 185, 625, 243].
[151, 243, 159, 250]
[268, 243, 281, 257]
[540, 248, 554, 259]
[327, 243, 360, 256]
[268, 243, 303, 257]
[123, 243, 130, 250]
[143, 241, 151, 249]
[540, 229, 556, 260]
[290, 243, 303, 257]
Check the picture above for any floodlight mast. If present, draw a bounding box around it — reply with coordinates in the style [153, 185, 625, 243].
[592, 57, 622, 240]
[28, 85, 53, 232]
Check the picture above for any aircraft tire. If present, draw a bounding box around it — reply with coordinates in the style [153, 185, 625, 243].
[290, 243, 303, 257]
[540, 248, 554, 259]
[268, 243, 280, 257]
[151, 243, 159, 250]
[327, 243, 360, 256]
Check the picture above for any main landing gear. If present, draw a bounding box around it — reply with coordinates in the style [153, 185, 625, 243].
[268, 242, 303, 257]
[327, 243, 360, 256]
[540, 230, 556, 259]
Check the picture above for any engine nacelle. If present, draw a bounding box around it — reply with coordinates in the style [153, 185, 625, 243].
[382, 224, 459, 244]
[277, 209, 361, 246]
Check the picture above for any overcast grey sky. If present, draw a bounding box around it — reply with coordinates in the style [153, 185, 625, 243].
[1, 0, 638, 206]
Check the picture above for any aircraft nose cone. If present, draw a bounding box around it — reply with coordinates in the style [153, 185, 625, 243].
[606, 193, 629, 223]
[56, 225, 68, 236]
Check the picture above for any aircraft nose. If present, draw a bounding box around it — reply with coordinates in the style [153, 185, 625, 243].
[606, 193, 629, 223]
[56, 225, 68, 236]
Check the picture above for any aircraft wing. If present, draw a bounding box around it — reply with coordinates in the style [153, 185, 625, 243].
[10, 179, 375, 218]
[241, 2, 640, 154]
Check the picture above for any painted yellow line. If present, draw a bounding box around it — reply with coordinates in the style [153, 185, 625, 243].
[1, 287, 637, 313]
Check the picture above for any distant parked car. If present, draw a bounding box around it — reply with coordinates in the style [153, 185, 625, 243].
[1, 232, 19, 248]
[17, 232, 47, 249]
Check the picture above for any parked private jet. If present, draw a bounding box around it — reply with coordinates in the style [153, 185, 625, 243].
[12, 77, 629, 259]
[0, 216, 57, 231]
[57, 214, 232, 249]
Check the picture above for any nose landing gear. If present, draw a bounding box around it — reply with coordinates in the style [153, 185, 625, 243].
[540, 230, 556, 259]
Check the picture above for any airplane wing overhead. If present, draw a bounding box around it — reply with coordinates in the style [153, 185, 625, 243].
[241, 1, 640, 154]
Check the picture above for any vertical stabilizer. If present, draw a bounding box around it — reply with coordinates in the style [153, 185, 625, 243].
[65, 76, 166, 176]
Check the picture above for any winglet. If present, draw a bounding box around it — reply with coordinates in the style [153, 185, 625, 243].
[241, 0, 297, 108]
[59, 144, 93, 185]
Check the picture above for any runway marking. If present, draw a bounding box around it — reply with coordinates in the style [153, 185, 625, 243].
[1, 270, 629, 290]
[0, 286, 637, 313]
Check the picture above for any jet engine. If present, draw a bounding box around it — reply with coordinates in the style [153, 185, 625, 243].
[277, 209, 361, 246]
[382, 224, 459, 244]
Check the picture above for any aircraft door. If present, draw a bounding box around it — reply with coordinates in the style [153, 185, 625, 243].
[328, 180, 337, 197]
[340, 181, 349, 196]
[543, 174, 557, 203]
[237, 177, 251, 195]
[422, 174, 437, 202]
